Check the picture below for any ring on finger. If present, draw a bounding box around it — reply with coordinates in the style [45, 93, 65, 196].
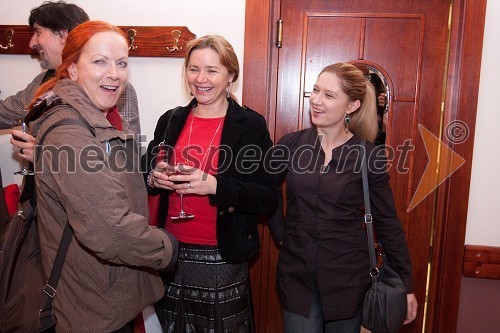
[20, 148, 24, 154]
[186, 182, 191, 189]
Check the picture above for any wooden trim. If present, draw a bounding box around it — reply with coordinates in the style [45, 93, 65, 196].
[463, 245, 500, 280]
[0, 25, 196, 57]
[242, 0, 279, 128]
[427, 0, 487, 332]
[244, 1, 280, 332]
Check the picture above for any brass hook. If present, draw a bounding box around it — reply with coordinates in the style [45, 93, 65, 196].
[0, 29, 14, 50]
[166, 30, 183, 53]
[127, 29, 138, 51]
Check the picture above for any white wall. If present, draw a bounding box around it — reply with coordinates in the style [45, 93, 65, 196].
[0, 0, 245, 187]
[457, 2, 500, 328]
[465, 0, 500, 246]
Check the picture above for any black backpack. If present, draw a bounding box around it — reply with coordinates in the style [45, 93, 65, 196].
[0, 116, 94, 333]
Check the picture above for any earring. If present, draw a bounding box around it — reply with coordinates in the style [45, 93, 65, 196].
[226, 82, 231, 99]
[344, 113, 351, 132]
[190, 91, 193, 97]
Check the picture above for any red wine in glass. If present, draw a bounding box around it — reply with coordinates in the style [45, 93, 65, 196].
[170, 163, 194, 221]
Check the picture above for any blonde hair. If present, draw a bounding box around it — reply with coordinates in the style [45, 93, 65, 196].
[182, 35, 239, 97]
[319, 63, 378, 142]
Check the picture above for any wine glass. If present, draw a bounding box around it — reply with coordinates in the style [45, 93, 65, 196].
[170, 163, 195, 221]
[12, 117, 34, 176]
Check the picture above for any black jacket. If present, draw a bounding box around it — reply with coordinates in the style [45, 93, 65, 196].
[142, 98, 278, 263]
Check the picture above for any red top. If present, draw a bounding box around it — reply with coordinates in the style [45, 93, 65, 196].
[106, 105, 122, 131]
[166, 113, 225, 245]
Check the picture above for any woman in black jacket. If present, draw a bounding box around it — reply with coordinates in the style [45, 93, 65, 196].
[142, 34, 277, 333]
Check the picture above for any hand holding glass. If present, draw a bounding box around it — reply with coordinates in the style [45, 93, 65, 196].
[170, 163, 194, 221]
[12, 118, 34, 176]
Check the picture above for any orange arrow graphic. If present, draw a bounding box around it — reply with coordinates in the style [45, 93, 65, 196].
[407, 124, 465, 212]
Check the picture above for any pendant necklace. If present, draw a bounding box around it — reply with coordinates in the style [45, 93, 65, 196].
[185, 107, 225, 170]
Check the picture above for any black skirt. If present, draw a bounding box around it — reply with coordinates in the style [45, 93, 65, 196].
[155, 243, 254, 333]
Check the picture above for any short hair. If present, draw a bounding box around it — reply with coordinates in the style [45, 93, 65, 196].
[183, 35, 240, 83]
[28, 1, 89, 32]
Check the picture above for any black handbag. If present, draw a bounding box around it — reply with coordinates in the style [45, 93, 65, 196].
[0, 165, 71, 333]
[0, 116, 93, 333]
[359, 140, 407, 333]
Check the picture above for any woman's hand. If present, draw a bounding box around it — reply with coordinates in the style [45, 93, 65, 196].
[149, 161, 176, 190]
[10, 130, 36, 163]
[169, 164, 217, 196]
[404, 293, 418, 324]
[149, 162, 217, 195]
[377, 92, 387, 108]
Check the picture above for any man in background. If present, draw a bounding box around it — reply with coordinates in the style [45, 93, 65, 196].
[0, 1, 141, 208]
[1, 0, 141, 138]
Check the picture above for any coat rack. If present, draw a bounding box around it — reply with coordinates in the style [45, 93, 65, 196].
[0, 25, 196, 58]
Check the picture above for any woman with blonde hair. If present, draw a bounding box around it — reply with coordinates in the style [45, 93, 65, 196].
[269, 63, 417, 332]
[143, 34, 277, 333]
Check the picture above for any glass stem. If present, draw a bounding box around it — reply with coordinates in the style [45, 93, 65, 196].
[179, 193, 185, 213]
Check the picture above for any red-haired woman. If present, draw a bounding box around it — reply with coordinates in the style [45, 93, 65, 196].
[26, 21, 178, 332]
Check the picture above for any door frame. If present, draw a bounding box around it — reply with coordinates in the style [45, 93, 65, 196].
[242, 0, 487, 332]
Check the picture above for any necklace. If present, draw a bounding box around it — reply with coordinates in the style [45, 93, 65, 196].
[185, 107, 225, 170]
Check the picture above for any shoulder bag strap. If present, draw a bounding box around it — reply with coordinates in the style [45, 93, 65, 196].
[36, 116, 95, 328]
[361, 140, 379, 285]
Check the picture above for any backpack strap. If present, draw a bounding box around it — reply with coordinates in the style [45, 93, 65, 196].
[35, 116, 95, 330]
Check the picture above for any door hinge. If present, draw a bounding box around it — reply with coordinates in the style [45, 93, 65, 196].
[276, 19, 283, 48]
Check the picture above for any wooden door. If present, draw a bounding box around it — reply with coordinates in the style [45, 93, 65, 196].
[270, 1, 449, 332]
[243, 0, 487, 332]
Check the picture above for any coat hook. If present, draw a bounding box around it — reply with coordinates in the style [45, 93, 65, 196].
[166, 30, 182, 52]
[127, 29, 138, 51]
[0, 29, 14, 50]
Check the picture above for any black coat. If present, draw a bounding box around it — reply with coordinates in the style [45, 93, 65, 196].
[142, 98, 278, 263]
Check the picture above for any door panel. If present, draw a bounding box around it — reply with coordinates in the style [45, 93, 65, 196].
[304, 16, 362, 84]
[363, 17, 422, 98]
[271, 1, 449, 333]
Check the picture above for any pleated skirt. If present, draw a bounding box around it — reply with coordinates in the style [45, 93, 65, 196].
[155, 243, 254, 333]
